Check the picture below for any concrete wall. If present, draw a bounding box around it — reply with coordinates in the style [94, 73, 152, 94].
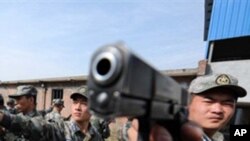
[0, 68, 201, 117]
[0, 79, 86, 117]
[209, 60, 250, 103]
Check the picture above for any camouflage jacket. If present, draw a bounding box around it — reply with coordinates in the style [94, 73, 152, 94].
[91, 116, 111, 139]
[202, 132, 224, 141]
[0, 113, 104, 141]
[18, 109, 41, 118]
[45, 111, 64, 122]
[6, 108, 17, 115]
[2, 109, 42, 141]
[117, 120, 131, 141]
[38, 107, 53, 117]
[64, 120, 104, 141]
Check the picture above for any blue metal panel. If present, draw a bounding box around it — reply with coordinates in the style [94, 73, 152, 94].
[236, 0, 247, 35]
[215, 1, 225, 38]
[222, 0, 234, 37]
[229, 0, 240, 37]
[208, 0, 250, 40]
[243, 0, 250, 35]
[208, 0, 220, 39]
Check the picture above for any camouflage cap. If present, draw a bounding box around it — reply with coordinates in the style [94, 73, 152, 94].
[9, 85, 37, 98]
[70, 86, 88, 99]
[188, 73, 247, 97]
[53, 99, 64, 107]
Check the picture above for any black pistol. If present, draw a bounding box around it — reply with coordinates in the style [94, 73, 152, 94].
[87, 43, 188, 141]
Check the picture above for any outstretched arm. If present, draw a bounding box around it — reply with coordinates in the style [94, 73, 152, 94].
[0, 111, 65, 140]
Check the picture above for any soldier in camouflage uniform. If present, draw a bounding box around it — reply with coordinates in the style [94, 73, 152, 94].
[0, 95, 6, 112]
[0, 94, 7, 141]
[3, 85, 42, 141]
[45, 99, 64, 122]
[64, 86, 103, 140]
[6, 99, 17, 115]
[8, 85, 40, 117]
[0, 86, 104, 141]
[0, 85, 40, 141]
[117, 117, 138, 141]
[91, 115, 111, 139]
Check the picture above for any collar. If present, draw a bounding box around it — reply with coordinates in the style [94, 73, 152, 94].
[22, 109, 38, 117]
[202, 134, 213, 141]
[203, 132, 224, 141]
[69, 120, 96, 137]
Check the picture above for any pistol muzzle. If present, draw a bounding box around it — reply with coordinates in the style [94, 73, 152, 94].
[91, 46, 122, 86]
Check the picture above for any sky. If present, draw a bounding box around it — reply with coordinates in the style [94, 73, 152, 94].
[0, 0, 206, 81]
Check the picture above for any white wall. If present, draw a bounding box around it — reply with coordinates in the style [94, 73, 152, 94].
[209, 60, 250, 103]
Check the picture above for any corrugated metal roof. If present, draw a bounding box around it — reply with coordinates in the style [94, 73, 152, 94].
[204, 0, 214, 40]
[207, 0, 250, 40]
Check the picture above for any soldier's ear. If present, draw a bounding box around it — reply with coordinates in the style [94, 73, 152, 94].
[27, 96, 35, 103]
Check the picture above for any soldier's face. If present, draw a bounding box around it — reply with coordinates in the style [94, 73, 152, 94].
[57, 105, 64, 113]
[71, 97, 91, 122]
[188, 88, 236, 136]
[15, 96, 34, 114]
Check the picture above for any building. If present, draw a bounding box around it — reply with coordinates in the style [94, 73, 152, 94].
[204, 0, 250, 123]
[204, 0, 250, 139]
[0, 60, 207, 117]
[204, 0, 250, 103]
[0, 75, 87, 117]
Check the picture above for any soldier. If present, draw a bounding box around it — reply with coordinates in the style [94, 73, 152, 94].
[45, 99, 64, 122]
[0, 94, 7, 141]
[0, 95, 6, 111]
[8, 85, 40, 117]
[65, 86, 104, 140]
[188, 73, 247, 141]
[115, 73, 246, 141]
[6, 99, 17, 114]
[5, 85, 41, 140]
[0, 86, 104, 141]
[91, 115, 111, 139]
[117, 117, 138, 141]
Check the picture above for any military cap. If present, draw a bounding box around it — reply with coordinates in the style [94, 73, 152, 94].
[188, 73, 247, 97]
[9, 85, 37, 98]
[53, 99, 64, 107]
[70, 86, 88, 99]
